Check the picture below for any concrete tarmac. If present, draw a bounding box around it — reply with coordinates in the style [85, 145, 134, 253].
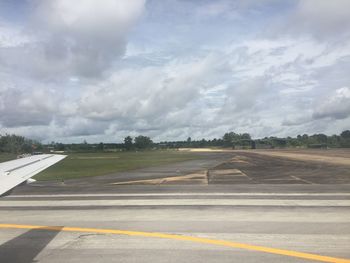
[1, 185, 350, 263]
[1, 151, 350, 262]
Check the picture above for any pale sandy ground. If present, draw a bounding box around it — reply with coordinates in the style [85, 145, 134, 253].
[237, 149, 350, 166]
[183, 148, 350, 166]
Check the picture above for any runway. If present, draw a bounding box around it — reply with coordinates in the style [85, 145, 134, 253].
[1, 150, 350, 262]
[1, 185, 350, 263]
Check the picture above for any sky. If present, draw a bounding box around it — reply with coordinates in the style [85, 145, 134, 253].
[0, 0, 349, 143]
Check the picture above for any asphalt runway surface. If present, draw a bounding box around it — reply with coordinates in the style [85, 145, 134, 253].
[1, 150, 350, 262]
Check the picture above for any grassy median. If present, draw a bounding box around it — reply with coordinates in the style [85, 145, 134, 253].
[0, 153, 17, 163]
[32, 150, 201, 181]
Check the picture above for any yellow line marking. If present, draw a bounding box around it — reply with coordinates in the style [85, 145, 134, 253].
[1, 224, 350, 262]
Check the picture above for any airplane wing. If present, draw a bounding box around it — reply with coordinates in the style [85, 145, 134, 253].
[0, 154, 67, 196]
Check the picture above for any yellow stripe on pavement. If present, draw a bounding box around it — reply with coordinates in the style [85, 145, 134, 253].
[0, 223, 349, 263]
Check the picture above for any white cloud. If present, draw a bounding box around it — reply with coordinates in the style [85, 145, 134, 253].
[313, 87, 350, 120]
[0, 23, 31, 48]
[0, 88, 56, 127]
[277, 0, 350, 39]
[1, 0, 350, 142]
[2, 35, 350, 141]
[0, 0, 145, 78]
[77, 54, 224, 122]
[195, 1, 239, 20]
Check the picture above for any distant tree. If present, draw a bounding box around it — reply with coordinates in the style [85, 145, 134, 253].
[97, 142, 104, 151]
[302, 134, 309, 142]
[315, 134, 327, 144]
[341, 130, 350, 139]
[21, 143, 33, 153]
[124, 136, 133, 150]
[328, 135, 339, 147]
[223, 132, 252, 147]
[79, 140, 90, 151]
[184, 137, 192, 147]
[270, 137, 287, 148]
[223, 132, 237, 147]
[0, 134, 42, 154]
[134, 135, 153, 150]
[340, 130, 350, 147]
[286, 136, 301, 147]
[56, 143, 65, 151]
[241, 133, 251, 140]
[199, 138, 206, 147]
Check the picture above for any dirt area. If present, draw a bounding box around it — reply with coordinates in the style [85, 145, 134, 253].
[103, 149, 350, 185]
[111, 170, 208, 185]
[272, 148, 350, 158]
[235, 149, 350, 166]
[213, 149, 350, 184]
[35, 149, 348, 186]
[99, 149, 350, 185]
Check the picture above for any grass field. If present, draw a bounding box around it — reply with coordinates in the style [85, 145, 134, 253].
[0, 153, 17, 163]
[31, 150, 201, 181]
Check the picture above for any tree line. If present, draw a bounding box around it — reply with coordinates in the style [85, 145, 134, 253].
[0, 130, 349, 154]
[0, 134, 44, 154]
[158, 131, 350, 149]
